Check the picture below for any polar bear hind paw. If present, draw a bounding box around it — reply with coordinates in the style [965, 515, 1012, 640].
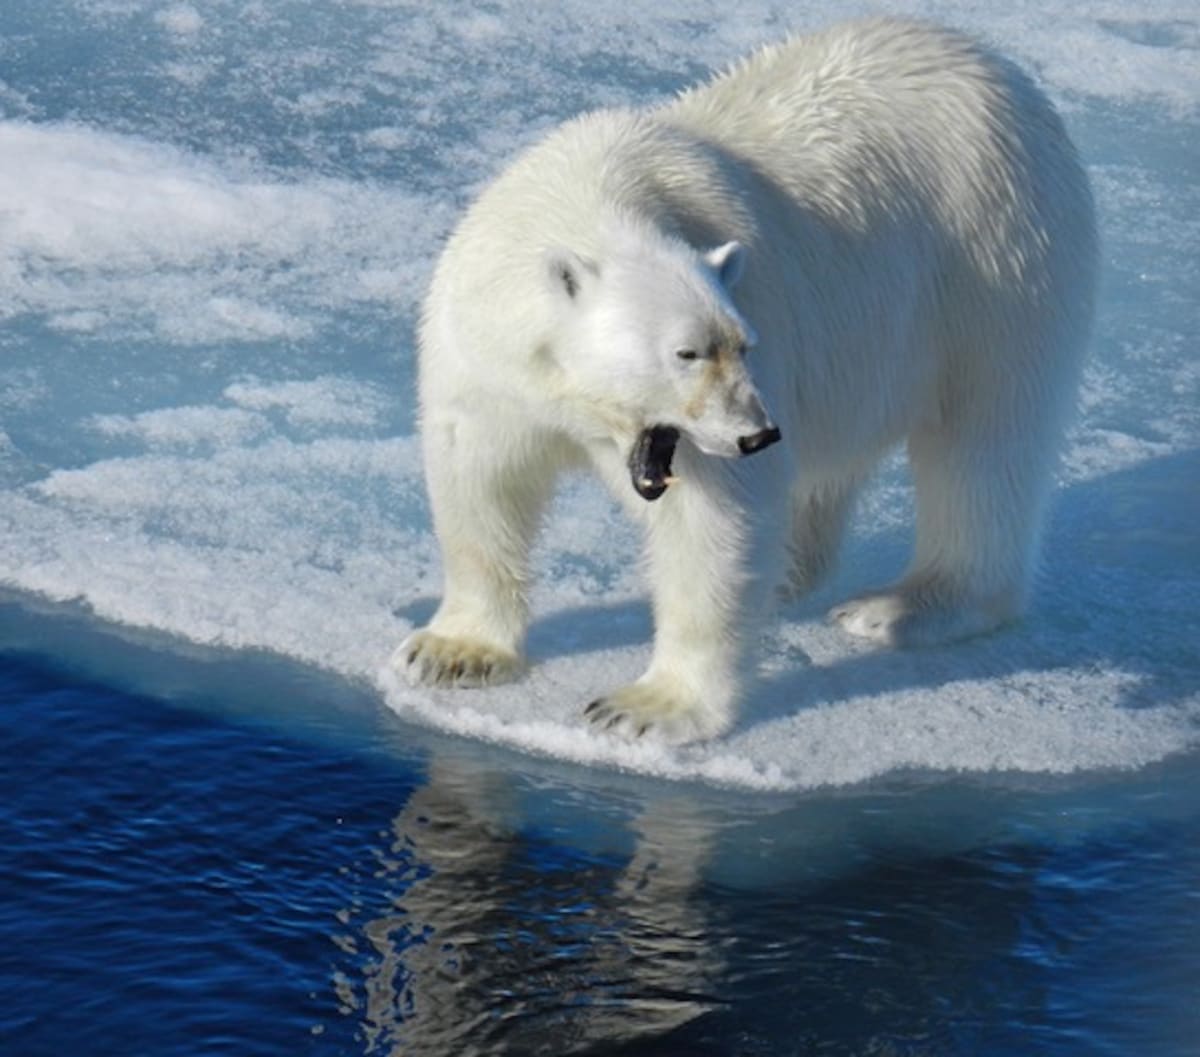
[829, 586, 1014, 647]
[396, 630, 522, 688]
[585, 678, 729, 745]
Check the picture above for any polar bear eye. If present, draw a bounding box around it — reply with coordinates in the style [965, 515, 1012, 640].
[675, 348, 699, 362]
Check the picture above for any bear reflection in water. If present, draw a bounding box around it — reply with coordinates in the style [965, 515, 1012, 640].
[337, 759, 722, 1054]
[328, 755, 1064, 1055]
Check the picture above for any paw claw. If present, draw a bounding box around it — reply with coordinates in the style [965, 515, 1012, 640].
[395, 631, 521, 689]
[580, 678, 729, 745]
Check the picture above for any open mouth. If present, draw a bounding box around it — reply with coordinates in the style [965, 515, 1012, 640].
[628, 425, 680, 501]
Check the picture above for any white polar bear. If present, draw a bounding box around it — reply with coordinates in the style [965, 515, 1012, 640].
[397, 18, 1097, 744]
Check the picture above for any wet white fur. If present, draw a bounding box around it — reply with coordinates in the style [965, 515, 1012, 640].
[397, 18, 1097, 744]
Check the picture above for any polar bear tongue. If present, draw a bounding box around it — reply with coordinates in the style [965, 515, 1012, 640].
[628, 425, 680, 501]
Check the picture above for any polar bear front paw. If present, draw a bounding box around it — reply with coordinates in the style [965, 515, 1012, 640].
[584, 677, 730, 745]
[396, 630, 522, 688]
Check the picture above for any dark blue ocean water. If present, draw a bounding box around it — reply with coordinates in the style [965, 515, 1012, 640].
[2, 621, 1197, 1057]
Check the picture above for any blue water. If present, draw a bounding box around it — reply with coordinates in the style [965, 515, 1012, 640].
[3, 612, 1197, 1056]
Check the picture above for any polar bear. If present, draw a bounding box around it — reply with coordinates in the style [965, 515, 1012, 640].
[397, 18, 1097, 744]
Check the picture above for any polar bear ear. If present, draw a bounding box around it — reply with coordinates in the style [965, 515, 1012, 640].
[705, 241, 747, 289]
[545, 248, 599, 304]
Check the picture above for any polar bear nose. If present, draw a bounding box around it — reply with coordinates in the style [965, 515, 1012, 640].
[737, 425, 782, 455]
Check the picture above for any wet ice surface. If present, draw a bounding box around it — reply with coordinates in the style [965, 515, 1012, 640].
[1, 2, 1198, 1053]
[1, 0, 1196, 790]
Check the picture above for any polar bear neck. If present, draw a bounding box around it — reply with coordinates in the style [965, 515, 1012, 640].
[496, 108, 760, 262]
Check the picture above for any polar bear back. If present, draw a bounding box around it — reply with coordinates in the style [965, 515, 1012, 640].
[665, 17, 1093, 291]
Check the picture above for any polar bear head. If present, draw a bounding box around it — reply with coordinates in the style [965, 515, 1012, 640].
[544, 227, 779, 460]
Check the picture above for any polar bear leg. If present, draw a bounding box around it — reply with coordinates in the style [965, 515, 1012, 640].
[832, 418, 1050, 647]
[783, 471, 866, 599]
[586, 457, 787, 743]
[397, 413, 562, 687]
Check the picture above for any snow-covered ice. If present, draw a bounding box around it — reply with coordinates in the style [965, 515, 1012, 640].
[0, 0, 1196, 789]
